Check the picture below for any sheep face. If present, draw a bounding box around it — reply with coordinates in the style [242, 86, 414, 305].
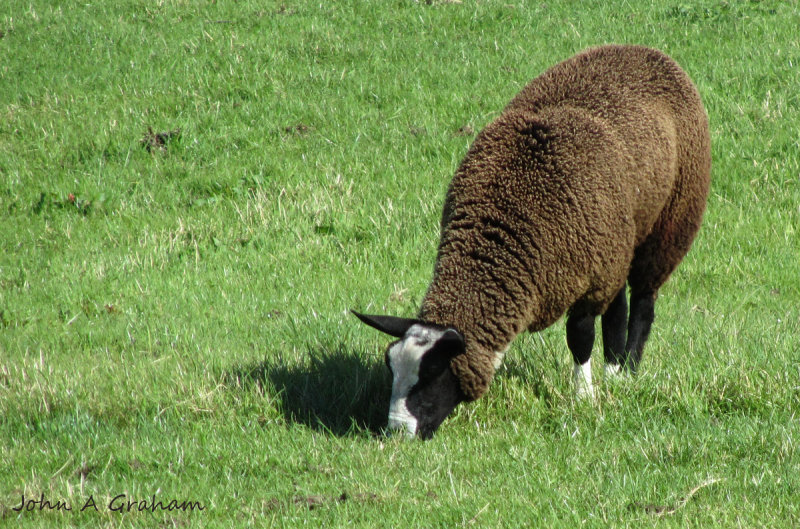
[352, 312, 466, 439]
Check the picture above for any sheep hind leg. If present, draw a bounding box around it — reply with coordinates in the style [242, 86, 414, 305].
[601, 286, 628, 379]
[566, 311, 596, 400]
[624, 289, 657, 373]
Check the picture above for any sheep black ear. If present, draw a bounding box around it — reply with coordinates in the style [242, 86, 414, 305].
[351, 310, 419, 338]
[436, 329, 465, 356]
[419, 328, 466, 380]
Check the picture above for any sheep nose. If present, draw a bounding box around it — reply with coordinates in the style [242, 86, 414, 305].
[387, 415, 417, 438]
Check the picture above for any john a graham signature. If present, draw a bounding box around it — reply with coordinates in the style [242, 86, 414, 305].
[9, 492, 206, 514]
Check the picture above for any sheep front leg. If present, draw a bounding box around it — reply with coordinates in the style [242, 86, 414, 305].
[566, 312, 595, 400]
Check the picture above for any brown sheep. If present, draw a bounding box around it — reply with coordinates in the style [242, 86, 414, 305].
[354, 44, 711, 439]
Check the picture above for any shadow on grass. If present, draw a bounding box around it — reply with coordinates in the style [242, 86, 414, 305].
[224, 345, 391, 436]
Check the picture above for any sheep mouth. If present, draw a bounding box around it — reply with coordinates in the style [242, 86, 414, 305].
[387, 405, 419, 439]
[385, 417, 438, 440]
[416, 425, 437, 440]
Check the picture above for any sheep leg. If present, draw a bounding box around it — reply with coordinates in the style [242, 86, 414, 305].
[601, 286, 628, 378]
[566, 312, 595, 399]
[624, 289, 656, 373]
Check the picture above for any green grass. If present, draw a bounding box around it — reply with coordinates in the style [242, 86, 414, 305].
[1, 0, 799, 527]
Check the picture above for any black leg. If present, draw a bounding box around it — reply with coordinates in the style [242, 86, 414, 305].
[625, 290, 656, 373]
[601, 287, 628, 368]
[566, 311, 595, 366]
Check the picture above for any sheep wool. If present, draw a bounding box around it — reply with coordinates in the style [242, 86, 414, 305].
[418, 44, 711, 401]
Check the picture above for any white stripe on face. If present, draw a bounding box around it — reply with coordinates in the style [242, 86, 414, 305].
[386, 324, 446, 437]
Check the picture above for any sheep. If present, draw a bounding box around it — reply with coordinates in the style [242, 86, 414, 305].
[353, 44, 711, 439]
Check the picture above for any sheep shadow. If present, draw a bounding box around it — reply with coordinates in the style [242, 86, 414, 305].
[224, 345, 391, 436]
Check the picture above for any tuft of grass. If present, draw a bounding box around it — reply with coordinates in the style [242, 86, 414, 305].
[1, 0, 799, 527]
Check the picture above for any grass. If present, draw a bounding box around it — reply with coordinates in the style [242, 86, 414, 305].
[1, 0, 799, 527]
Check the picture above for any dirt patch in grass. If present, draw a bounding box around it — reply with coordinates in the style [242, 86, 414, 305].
[628, 478, 721, 518]
[265, 492, 379, 511]
[284, 123, 311, 136]
[141, 127, 181, 153]
[275, 5, 298, 16]
[32, 192, 94, 216]
[72, 463, 95, 480]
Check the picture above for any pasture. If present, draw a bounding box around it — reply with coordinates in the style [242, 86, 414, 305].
[1, 0, 799, 527]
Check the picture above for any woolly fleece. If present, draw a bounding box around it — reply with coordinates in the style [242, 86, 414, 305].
[418, 44, 711, 401]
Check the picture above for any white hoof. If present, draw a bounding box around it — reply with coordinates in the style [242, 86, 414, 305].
[604, 362, 622, 378]
[573, 359, 594, 400]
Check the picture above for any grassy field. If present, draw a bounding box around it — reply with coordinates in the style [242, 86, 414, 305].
[1, 0, 799, 527]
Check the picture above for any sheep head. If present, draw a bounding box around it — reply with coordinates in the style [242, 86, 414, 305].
[352, 311, 467, 439]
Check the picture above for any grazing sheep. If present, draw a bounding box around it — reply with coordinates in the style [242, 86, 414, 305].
[354, 44, 711, 439]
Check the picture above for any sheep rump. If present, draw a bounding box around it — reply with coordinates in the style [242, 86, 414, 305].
[418, 44, 711, 400]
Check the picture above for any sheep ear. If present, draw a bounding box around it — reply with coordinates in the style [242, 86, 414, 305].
[419, 328, 466, 379]
[351, 310, 419, 338]
[436, 329, 465, 356]
[430, 329, 465, 363]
